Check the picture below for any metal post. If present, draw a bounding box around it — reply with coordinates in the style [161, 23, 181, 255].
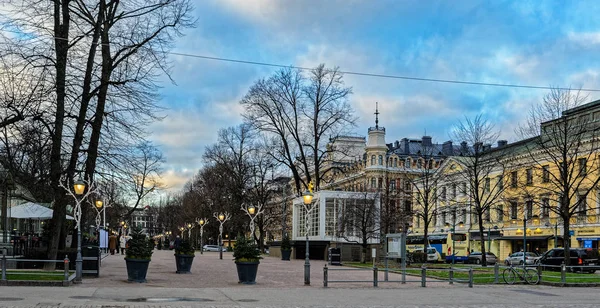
[373, 266, 378, 287]
[401, 232, 406, 284]
[561, 263, 566, 284]
[200, 228, 203, 255]
[487, 227, 491, 252]
[537, 264, 542, 283]
[554, 223, 558, 248]
[1, 250, 6, 281]
[304, 233, 310, 285]
[421, 265, 426, 287]
[323, 264, 328, 287]
[468, 268, 473, 288]
[64, 256, 69, 281]
[76, 229, 82, 283]
[452, 221, 456, 266]
[449, 266, 453, 285]
[384, 257, 388, 282]
[219, 233, 223, 260]
[494, 263, 499, 284]
[523, 216, 527, 270]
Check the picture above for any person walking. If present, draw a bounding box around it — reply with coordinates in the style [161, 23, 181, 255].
[108, 233, 117, 255]
[120, 235, 128, 255]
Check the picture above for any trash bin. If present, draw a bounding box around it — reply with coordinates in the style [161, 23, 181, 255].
[328, 247, 341, 265]
[82, 245, 100, 277]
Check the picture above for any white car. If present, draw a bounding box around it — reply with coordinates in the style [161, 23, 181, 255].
[504, 252, 539, 265]
[203, 245, 227, 252]
[413, 247, 441, 262]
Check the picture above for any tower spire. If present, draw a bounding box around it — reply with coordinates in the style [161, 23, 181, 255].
[375, 102, 379, 129]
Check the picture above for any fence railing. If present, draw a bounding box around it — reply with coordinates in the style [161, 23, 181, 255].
[323, 264, 473, 288]
[1, 252, 74, 283]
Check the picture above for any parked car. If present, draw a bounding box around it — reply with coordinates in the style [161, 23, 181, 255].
[203, 245, 227, 252]
[537, 248, 600, 273]
[413, 247, 441, 262]
[467, 252, 497, 265]
[504, 252, 539, 265]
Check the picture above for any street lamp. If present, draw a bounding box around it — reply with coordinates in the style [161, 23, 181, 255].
[187, 223, 193, 239]
[179, 226, 185, 239]
[214, 212, 231, 260]
[59, 177, 98, 283]
[302, 184, 315, 286]
[445, 219, 464, 265]
[523, 213, 539, 268]
[241, 204, 264, 244]
[94, 199, 103, 231]
[196, 218, 208, 254]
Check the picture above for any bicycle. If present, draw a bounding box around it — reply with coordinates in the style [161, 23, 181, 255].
[502, 264, 540, 285]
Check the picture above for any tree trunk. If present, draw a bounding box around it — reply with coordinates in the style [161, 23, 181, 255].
[563, 215, 571, 266]
[478, 210, 487, 266]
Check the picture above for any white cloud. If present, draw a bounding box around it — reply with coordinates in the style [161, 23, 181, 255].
[568, 31, 600, 46]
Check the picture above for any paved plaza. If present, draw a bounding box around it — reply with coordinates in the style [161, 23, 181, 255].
[0, 250, 598, 307]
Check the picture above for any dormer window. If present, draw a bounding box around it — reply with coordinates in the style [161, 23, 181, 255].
[378, 155, 383, 165]
[405, 158, 411, 169]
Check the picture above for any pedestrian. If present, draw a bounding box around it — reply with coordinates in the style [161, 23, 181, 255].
[120, 234, 128, 255]
[174, 235, 182, 250]
[108, 233, 117, 255]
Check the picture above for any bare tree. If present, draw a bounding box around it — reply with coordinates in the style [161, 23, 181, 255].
[518, 88, 600, 266]
[123, 142, 163, 218]
[338, 191, 380, 263]
[453, 116, 509, 266]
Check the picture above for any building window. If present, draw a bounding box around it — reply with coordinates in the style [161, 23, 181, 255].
[378, 177, 383, 189]
[526, 168, 533, 185]
[451, 184, 457, 200]
[497, 205, 504, 221]
[578, 194, 587, 216]
[371, 178, 376, 188]
[378, 155, 383, 165]
[461, 182, 467, 197]
[526, 200, 533, 218]
[541, 197, 550, 218]
[579, 158, 587, 176]
[404, 200, 412, 214]
[441, 187, 447, 201]
[511, 171, 518, 188]
[484, 178, 490, 193]
[390, 180, 396, 191]
[405, 158, 411, 169]
[371, 155, 375, 166]
[542, 165, 549, 183]
[497, 175, 503, 190]
[485, 208, 491, 222]
[393, 158, 397, 167]
[417, 159, 422, 169]
[404, 181, 411, 192]
[510, 201, 518, 219]
[462, 209, 467, 223]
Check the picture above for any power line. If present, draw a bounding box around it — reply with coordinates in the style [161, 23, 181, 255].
[3, 28, 600, 92]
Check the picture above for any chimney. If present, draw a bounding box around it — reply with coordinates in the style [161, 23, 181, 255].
[442, 141, 453, 156]
[394, 140, 400, 149]
[403, 138, 410, 154]
[460, 141, 468, 154]
[483, 144, 492, 151]
[497, 140, 508, 148]
[474, 142, 483, 153]
[422, 136, 432, 147]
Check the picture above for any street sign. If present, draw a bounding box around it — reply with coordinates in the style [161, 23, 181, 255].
[569, 230, 575, 236]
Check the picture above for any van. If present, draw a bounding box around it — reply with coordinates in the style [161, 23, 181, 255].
[537, 248, 599, 273]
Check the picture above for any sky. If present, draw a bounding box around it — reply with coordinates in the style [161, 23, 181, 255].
[150, 0, 600, 192]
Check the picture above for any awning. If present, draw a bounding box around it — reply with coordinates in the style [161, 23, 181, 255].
[10, 202, 74, 220]
[499, 235, 551, 241]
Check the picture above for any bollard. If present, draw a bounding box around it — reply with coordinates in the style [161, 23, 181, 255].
[401, 259, 406, 284]
[64, 255, 70, 281]
[494, 263, 499, 284]
[468, 268, 473, 288]
[323, 264, 328, 287]
[384, 257, 388, 282]
[373, 266, 378, 287]
[561, 263, 566, 285]
[421, 266, 426, 287]
[537, 264, 542, 283]
[449, 266, 454, 285]
[1, 250, 6, 281]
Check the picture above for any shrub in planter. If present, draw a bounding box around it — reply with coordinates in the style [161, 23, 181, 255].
[125, 226, 154, 283]
[411, 251, 427, 263]
[174, 239, 195, 274]
[281, 234, 291, 261]
[233, 235, 261, 284]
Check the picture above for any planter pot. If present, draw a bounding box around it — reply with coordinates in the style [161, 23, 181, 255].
[125, 258, 150, 283]
[235, 261, 259, 284]
[175, 254, 195, 274]
[281, 249, 291, 261]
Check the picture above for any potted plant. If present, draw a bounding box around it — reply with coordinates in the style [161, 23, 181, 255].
[233, 235, 261, 284]
[124, 226, 154, 283]
[174, 239, 195, 274]
[281, 234, 292, 261]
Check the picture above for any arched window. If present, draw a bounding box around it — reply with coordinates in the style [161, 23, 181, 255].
[371, 155, 375, 166]
[371, 178, 376, 188]
[405, 158, 411, 169]
[393, 158, 398, 167]
[378, 155, 383, 165]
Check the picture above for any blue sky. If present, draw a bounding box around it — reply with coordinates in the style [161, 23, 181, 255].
[150, 0, 600, 190]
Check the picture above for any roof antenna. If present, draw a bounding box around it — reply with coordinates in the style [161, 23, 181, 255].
[375, 102, 379, 129]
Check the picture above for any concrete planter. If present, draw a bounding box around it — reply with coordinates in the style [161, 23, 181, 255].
[235, 261, 259, 284]
[175, 254, 195, 274]
[281, 249, 291, 261]
[125, 258, 150, 283]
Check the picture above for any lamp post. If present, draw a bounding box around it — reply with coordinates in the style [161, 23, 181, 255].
[302, 184, 315, 286]
[545, 221, 558, 248]
[59, 178, 98, 283]
[445, 219, 464, 266]
[179, 226, 185, 239]
[94, 199, 103, 232]
[187, 223, 193, 239]
[241, 204, 264, 244]
[196, 218, 208, 254]
[522, 213, 539, 268]
[214, 212, 231, 260]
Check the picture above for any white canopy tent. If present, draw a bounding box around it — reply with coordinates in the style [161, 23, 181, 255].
[11, 202, 74, 220]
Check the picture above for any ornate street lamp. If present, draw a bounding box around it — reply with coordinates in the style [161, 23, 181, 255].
[196, 217, 208, 254]
[187, 223, 193, 238]
[302, 183, 315, 285]
[214, 212, 231, 260]
[241, 204, 264, 244]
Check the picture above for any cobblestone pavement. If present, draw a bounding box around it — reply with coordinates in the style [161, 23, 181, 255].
[0, 250, 598, 307]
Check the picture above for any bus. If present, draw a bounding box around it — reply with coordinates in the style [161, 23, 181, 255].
[406, 232, 470, 263]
